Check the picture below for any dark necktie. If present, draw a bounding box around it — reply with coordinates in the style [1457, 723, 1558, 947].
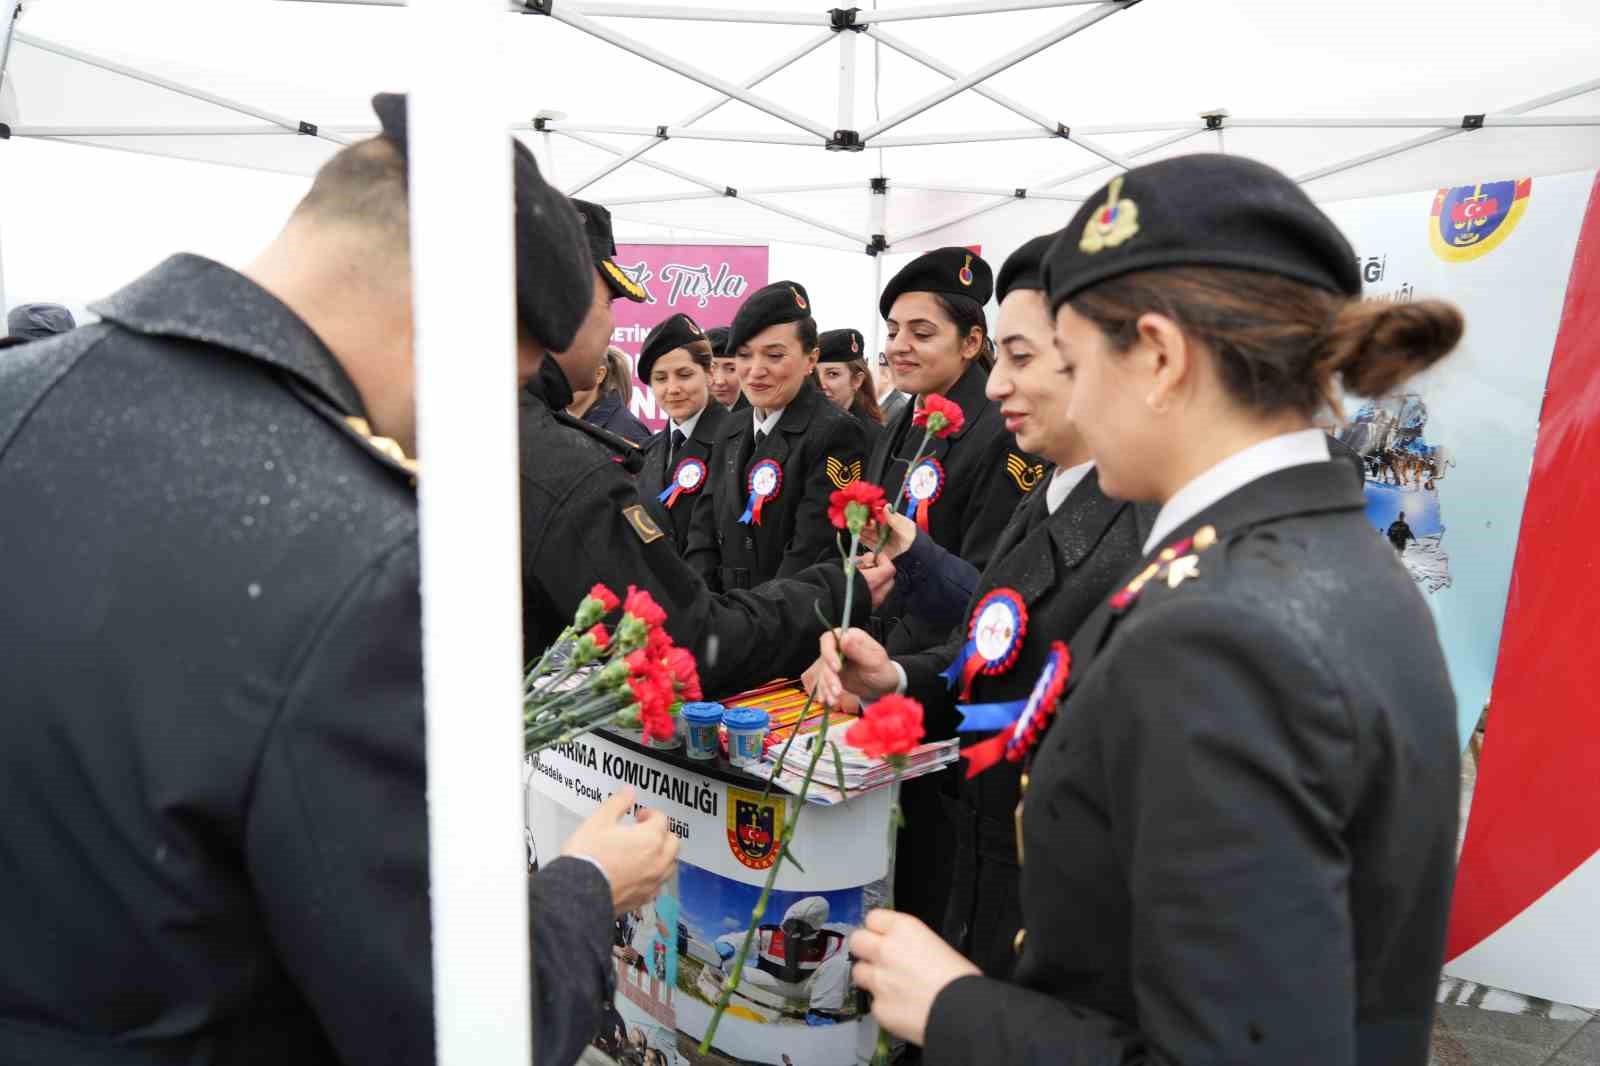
[669, 429, 686, 467]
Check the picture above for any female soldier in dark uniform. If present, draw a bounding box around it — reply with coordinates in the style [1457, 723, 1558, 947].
[815, 234, 1148, 980]
[685, 281, 867, 592]
[871, 247, 1043, 656]
[637, 313, 727, 555]
[813, 327, 885, 453]
[849, 155, 1464, 1066]
[706, 326, 748, 412]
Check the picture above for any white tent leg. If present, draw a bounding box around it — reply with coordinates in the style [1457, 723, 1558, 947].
[563, 28, 833, 196]
[861, 1, 1123, 142]
[0, 0, 19, 319]
[837, 29, 857, 133]
[14, 32, 352, 145]
[407, 1, 531, 1065]
[556, 128, 871, 246]
[544, 6, 833, 140]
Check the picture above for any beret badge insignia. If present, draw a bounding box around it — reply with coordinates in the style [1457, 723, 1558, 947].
[1079, 175, 1140, 254]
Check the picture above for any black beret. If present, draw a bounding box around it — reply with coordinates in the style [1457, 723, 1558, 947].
[371, 93, 593, 352]
[705, 326, 731, 358]
[637, 313, 707, 381]
[817, 328, 865, 364]
[7, 302, 76, 340]
[727, 280, 813, 355]
[879, 246, 993, 319]
[1043, 153, 1361, 311]
[996, 233, 1059, 303]
[571, 199, 649, 304]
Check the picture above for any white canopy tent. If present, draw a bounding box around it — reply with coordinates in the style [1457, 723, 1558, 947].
[2, 3, 1598, 1064]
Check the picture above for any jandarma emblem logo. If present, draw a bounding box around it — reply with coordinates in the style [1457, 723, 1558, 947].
[1429, 179, 1532, 263]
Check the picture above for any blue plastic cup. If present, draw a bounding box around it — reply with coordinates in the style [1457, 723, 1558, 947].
[681, 702, 725, 761]
[722, 706, 771, 769]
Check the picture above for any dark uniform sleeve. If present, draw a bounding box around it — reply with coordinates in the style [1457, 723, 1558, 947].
[924, 596, 1359, 1066]
[525, 454, 871, 694]
[891, 527, 981, 636]
[245, 538, 614, 1066]
[777, 414, 868, 579]
[959, 433, 1039, 573]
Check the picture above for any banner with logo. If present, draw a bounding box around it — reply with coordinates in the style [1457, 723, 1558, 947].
[526, 734, 890, 1066]
[1317, 169, 1595, 745]
[611, 244, 769, 432]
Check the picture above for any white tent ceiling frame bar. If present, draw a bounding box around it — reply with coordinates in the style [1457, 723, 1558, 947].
[12, 32, 354, 145]
[559, 27, 835, 196]
[553, 127, 873, 246]
[533, 121, 821, 145]
[1297, 75, 1600, 186]
[858, 22, 1134, 168]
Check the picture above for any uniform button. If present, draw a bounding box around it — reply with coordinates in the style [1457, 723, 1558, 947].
[744, 536, 756, 550]
[1013, 928, 1026, 955]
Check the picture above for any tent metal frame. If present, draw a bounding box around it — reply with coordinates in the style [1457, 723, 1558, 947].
[6, 0, 1598, 255]
[3, 5, 1599, 1064]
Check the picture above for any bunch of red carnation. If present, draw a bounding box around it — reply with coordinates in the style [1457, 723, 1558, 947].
[524, 582, 701, 752]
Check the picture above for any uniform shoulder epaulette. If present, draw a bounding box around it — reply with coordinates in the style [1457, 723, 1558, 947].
[1109, 524, 1218, 613]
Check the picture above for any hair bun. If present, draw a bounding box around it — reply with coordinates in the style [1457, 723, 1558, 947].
[1323, 299, 1464, 399]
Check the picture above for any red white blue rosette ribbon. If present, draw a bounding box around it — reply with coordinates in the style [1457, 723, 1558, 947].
[659, 456, 707, 509]
[940, 587, 1027, 700]
[901, 456, 944, 533]
[958, 641, 1071, 779]
[739, 458, 783, 526]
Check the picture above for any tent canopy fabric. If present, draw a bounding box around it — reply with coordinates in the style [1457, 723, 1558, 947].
[4, 0, 1598, 258]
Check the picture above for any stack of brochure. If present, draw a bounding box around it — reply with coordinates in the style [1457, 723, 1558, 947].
[759, 728, 959, 806]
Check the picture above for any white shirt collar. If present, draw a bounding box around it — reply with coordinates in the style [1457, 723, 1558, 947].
[1046, 460, 1095, 515]
[751, 405, 786, 436]
[877, 386, 901, 406]
[670, 409, 703, 441]
[1143, 429, 1331, 554]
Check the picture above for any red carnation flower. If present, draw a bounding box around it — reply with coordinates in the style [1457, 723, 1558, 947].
[912, 394, 965, 439]
[665, 645, 703, 702]
[846, 694, 926, 760]
[639, 701, 676, 744]
[623, 585, 667, 629]
[828, 480, 889, 533]
[586, 624, 610, 650]
[588, 584, 621, 613]
[645, 624, 675, 655]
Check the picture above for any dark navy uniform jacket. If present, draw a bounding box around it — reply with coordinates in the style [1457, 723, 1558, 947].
[898, 468, 1147, 979]
[637, 402, 730, 555]
[684, 379, 867, 592]
[0, 255, 612, 1066]
[926, 459, 1459, 1066]
[868, 360, 1045, 655]
[519, 370, 868, 693]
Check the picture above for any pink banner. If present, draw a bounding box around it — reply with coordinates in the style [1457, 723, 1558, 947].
[612, 243, 769, 430]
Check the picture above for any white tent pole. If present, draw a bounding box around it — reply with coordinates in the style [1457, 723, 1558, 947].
[868, 182, 888, 361]
[12, 33, 353, 145]
[10, 124, 372, 137]
[562, 29, 833, 196]
[408, 0, 531, 1064]
[870, 129, 1059, 147]
[555, 129, 872, 246]
[596, 181, 868, 204]
[0, 0, 17, 319]
[892, 127, 1200, 246]
[543, 7, 834, 140]
[837, 26, 856, 132]
[1297, 76, 1600, 186]
[603, 189, 726, 206]
[856, 0, 1107, 22]
[860, 1, 1123, 142]
[535, 122, 818, 145]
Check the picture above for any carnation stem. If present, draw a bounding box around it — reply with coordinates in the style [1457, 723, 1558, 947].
[697, 704, 836, 1055]
[870, 764, 905, 1066]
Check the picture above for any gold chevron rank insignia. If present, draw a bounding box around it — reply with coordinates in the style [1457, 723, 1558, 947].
[826, 457, 862, 489]
[1006, 454, 1045, 492]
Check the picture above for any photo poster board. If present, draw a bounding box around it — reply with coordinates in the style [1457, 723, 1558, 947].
[1319, 168, 1596, 744]
[611, 244, 770, 432]
[526, 733, 892, 1066]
